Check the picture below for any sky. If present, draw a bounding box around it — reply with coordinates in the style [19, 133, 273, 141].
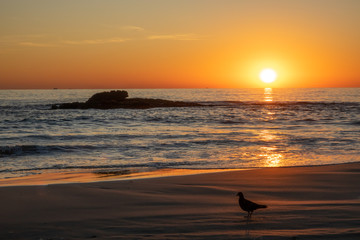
[0, 0, 359, 89]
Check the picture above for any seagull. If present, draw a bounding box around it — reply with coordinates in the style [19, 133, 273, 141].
[236, 192, 267, 218]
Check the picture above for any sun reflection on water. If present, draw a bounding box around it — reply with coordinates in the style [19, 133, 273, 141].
[258, 130, 284, 167]
[259, 147, 283, 167]
[259, 130, 276, 141]
[264, 88, 273, 102]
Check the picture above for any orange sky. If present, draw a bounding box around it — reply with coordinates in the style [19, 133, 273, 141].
[1, 0, 359, 89]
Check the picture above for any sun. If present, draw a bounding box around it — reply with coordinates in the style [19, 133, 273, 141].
[259, 68, 277, 83]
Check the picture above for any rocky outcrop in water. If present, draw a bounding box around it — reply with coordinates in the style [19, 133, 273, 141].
[51, 90, 202, 109]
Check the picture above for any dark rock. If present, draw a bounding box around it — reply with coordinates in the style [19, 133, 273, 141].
[85, 90, 128, 107]
[51, 90, 203, 109]
[51, 102, 87, 109]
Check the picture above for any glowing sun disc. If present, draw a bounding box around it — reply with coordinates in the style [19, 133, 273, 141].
[259, 68, 277, 83]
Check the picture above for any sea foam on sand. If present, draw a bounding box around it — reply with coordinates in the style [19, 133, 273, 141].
[0, 163, 359, 239]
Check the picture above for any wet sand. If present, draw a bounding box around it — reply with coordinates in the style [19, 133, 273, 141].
[0, 163, 359, 239]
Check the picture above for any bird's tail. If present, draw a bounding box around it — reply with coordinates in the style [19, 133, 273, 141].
[258, 204, 267, 208]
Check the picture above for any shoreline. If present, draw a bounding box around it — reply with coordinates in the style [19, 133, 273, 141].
[1, 161, 359, 187]
[0, 162, 359, 239]
[0, 168, 246, 187]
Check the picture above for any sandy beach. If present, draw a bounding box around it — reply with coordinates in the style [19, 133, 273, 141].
[0, 163, 359, 240]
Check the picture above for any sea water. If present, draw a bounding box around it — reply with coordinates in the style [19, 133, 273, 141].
[0, 88, 359, 179]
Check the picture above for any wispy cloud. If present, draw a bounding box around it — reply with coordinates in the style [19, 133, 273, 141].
[121, 25, 145, 31]
[0, 34, 47, 43]
[147, 34, 203, 41]
[0, 34, 57, 48]
[100, 24, 145, 32]
[63, 37, 128, 45]
[19, 42, 58, 47]
[2, 30, 203, 49]
[15, 37, 128, 47]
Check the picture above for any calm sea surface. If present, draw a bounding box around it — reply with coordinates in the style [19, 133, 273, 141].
[1, 88, 359, 179]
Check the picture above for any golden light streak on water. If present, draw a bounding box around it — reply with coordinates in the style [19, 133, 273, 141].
[258, 130, 283, 167]
[259, 147, 283, 167]
[264, 88, 273, 102]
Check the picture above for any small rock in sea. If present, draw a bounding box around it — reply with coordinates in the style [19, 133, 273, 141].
[85, 90, 128, 106]
[51, 90, 202, 109]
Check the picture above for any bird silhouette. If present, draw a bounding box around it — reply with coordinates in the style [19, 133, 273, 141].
[236, 192, 267, 218]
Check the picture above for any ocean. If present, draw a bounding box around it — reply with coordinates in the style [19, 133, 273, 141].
[1, 88, 359, 180]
